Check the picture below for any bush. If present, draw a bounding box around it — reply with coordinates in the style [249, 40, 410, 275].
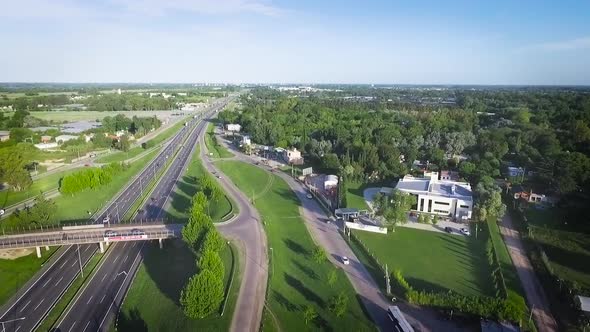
[180, 269, 224, 319]
[59, 162, 126, 194]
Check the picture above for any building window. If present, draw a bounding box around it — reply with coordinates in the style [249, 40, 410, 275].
[434, 209, 449, 213]
[459, 205, 469, 209]
[420, 198, 424, 211]
[434, 201, 450, 206]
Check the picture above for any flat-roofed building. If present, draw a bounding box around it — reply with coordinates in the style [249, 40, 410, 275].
[395, 171, 473, 220]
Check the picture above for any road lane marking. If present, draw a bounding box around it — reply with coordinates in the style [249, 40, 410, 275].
[122, 242, 127, 248]
[113, 256, 118, 263]
[123, 255, 128, 262]
[42, 277, 53, 288]
[101, 274, 107, 283]
[86, 295, 93, 305]
[55, 276, 64, 286]
[83, 321, 91, 332]
[59, 261, 67, 269]
[34, 298, 45, 311]
[67, 321, 76, 332]
[100, 294, 106, 303]
[15, 326, 21, 332]
[71, 261, 77, 267]
[19, 300, 31, 312]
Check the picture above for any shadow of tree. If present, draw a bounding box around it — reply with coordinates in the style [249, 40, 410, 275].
[272, 290, 298, 312]
[117, 308, 148, 332]
[292, 259, 318, 280]
[283, 239, 310, 257]
[284, 273, 324, 307]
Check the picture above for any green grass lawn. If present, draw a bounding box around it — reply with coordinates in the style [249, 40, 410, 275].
[52, 150, 159, 223]
[216, 161, 375, 332]
[117, 240, 239, 332]
[352, 226, 495, 297]
[487, 217, 524, 296]
[165, 148, 234, 224]
[0, 168, 78, 208]
[204, 122, 233, 158]
[0, 247, 59, 305]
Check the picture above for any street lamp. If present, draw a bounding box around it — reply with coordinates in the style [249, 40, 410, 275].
[1, 317, 25, 332]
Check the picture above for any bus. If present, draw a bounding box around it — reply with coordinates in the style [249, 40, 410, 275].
[387, 306, 414, 332]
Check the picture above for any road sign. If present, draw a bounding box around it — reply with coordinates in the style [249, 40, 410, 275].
[302, 167, 313, 176]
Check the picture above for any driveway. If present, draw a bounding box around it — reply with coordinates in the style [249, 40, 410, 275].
[499, 213, 558, 332]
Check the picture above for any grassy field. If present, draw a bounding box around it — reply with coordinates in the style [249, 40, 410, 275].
[36, 249, 104, 331]
[346, 181, 371, 210]
[165, 148, 234, 224]
[524, 207, 590, 289]
[52, 150, 159, 222]
[29, 110, 184, 122]
[216, 161, 375, 332]
[117, 240, 239, 332]
[487, 218, 524, 296]
[204, 123, 233, 158]
[0, 247, 59, 305]
[0, 168, 78, 208]
[352, 226, 495, 297]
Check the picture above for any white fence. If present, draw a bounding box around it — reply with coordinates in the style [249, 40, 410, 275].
[345, 222, 388, 234]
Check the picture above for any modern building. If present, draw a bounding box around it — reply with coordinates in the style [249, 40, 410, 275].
[241, 135, 251, 146]
[507, 166, 525, 177]
[395, 171, 473, 220]
[225, 123, 241, 132]
[283, 148, 304, 165]
[0, 131, 10, 142]
[440, 170, 459, 181]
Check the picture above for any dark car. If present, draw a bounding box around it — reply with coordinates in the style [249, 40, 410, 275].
[130, 229, 145, 236]
[444, 227, 453, 234]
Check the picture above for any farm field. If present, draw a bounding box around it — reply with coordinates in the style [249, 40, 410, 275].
[216, 161, 375, 332]
[352, 226, 496, 297]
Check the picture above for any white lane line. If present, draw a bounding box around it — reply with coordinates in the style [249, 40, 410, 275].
[113, 256, 118, 263]
[42, 277, 53, 288]
[55, 276, 64, 286]
[86, 295, 93, 305]
[34, 298, 45, 311]
[100, 294, 106, 303]
[83, 321, 91, 332]
[15, 326, 21, 332]
[59, 260, 67, 269]
[101, 274, 107, 283]
[123, 255, 128, 263]
[67, 321, 77, 332]
[71, 261, 77, 267]
[19, 300, 31, 312]
[84, 246, 90, 252]
[122, 242, 127, 249]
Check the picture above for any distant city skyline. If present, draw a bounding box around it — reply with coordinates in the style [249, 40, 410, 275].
[1, 0, 589, 85]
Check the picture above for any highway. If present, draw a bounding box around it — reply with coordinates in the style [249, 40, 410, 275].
[53, 100, 230, 332]
[0, 103, 216, 332]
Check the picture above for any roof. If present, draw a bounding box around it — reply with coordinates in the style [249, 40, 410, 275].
[576, 295, 590, 312]
[395, 175, 472, 200]
[396, 178, 429, 192]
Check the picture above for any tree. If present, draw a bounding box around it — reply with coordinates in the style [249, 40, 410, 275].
[180, 270, 224, 319]
[337, 174, 348, 208]
[302, 305, 317, 325]
[198, 249, 225, 279]
[202, 227, 225, 253]
[0, 146, 32, 191]
[117, 135, 131, 152]
[374, 190, 415, 227]
[322, 153, 341, 172]
[327, 269, 338, 287]
[329, 292, 349, 317]
[311, 246, 327, 264]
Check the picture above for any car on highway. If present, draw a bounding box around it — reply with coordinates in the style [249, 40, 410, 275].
[460, 228, 471, 236]
[306, 193, 313, 199]
[444, 227, 453, 234]
[130, 229, 145, 236]
[342, 256, 350, 265]
[102, 216, 110, 224]
[104, 230, 118, 237]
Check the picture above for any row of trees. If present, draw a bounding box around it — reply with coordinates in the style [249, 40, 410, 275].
[59, 163, 127, 195]
[180, 181, 227, 319]
[101, 114, 162, 138]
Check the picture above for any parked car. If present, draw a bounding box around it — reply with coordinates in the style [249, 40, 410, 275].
[104, 230, 118, 237]
[342, 256, 350, 265]
[460, 228, 471, 236]
[444, 227, 453, 234]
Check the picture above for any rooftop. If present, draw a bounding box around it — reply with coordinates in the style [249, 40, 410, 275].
[395, 174, 472, 200]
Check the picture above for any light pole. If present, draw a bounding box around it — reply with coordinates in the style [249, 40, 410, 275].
[1, 317, 26, 332]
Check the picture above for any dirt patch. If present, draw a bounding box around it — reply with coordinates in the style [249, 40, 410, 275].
[0, 248, 35, 260]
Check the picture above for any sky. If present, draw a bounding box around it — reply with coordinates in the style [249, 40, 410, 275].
[1, 0, 589, 85]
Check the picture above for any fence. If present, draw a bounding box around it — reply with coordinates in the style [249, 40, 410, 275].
[345, 221, 387, 234]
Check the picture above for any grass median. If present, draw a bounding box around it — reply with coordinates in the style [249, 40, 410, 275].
[204, 122, 233, 158]
[116, 240, 240, 331]
[36, 248, 105, 331]
[216, 160, 375, 332]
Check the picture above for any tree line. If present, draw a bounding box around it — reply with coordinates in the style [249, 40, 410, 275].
[59, 163, 128, 195]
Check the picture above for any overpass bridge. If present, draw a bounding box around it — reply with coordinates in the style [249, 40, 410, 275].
[0, 221, 183, 256]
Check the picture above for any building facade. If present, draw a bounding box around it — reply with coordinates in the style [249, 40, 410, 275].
[395, 171, 473, 220]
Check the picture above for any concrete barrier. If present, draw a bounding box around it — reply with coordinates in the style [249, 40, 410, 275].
[345, 221, 387, 234]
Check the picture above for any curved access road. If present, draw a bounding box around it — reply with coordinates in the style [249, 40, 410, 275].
[198, 125, 268, 332]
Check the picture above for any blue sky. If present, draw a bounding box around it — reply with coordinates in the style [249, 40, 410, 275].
[1, 0, 589, 84]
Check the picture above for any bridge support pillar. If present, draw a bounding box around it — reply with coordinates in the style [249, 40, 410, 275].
[158, 238, 163, 249]
[99, 242, 105, 253]
[45, 246, 50, 251]
[36, 246, 42, 258]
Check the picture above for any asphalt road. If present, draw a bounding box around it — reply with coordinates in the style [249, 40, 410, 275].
[199, 130, 268, 332]
[0, 104, 215, 332]
[53, 100, 230, 332]
[0, 244, 95, 332]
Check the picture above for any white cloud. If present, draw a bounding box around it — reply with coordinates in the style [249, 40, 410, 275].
[519, 36, 590, 52]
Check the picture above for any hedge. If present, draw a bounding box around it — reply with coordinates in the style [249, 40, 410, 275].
[59, 163, 128, 194]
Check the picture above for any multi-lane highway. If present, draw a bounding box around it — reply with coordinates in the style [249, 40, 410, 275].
[0, 101, 223, 332]
[53, 100, 229, 332]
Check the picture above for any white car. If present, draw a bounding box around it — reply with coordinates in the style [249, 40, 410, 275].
[342, 256, 350, 265]
[460, 228, 471, 236]
[306, 193, 313, 199]
[102, 216, 110, 224]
